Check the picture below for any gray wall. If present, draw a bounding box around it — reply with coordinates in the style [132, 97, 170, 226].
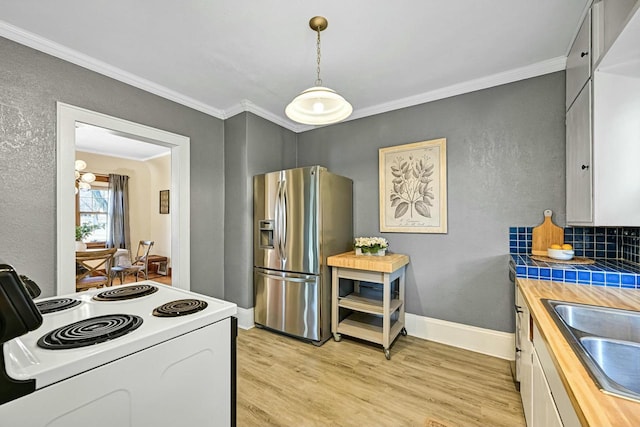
[297, 72, 566, 332]
[0, 37, 226, 298]
[0, 33, 566, 333]
[224, 112, 297, 308]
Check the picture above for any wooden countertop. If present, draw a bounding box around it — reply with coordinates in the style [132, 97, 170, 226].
[517, 279, 640, 427]
[327, 251, 409, 273]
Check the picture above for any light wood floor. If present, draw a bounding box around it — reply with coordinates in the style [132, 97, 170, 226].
[116, 272, 172, 286]
[237, 328, 525, 427]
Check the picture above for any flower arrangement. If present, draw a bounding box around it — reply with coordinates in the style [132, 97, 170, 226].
[354, 237, 389, 256]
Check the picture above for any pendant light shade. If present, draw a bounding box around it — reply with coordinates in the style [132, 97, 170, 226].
[285, 16, 352, 126]
[285, 86, 353, 125]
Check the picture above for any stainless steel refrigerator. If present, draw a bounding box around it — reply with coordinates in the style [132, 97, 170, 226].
[253, 166, 353, 344]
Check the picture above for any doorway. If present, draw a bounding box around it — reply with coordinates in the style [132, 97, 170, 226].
[56, 102, 191, 294]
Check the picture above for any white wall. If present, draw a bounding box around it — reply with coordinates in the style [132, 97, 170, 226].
[76, 151, 171, 262]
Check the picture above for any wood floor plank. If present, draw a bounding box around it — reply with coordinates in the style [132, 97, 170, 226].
[237, 328, 525, 427]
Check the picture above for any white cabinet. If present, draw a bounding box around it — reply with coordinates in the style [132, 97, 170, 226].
[532, 349, 563, 427]
[566, 3, 640, 226]
[600, 0, 638, 57]
[532, 324, 582, 427]
[516, 287, 534, 426]
[565, 81, 592, 224]
[592, 0, 638, 65]
[517, 285, 581, 427]
[566, 10, 591, 110]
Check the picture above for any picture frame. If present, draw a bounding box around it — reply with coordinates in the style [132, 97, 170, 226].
[379, 138, 447, 233]
[159, 190, 170, 214]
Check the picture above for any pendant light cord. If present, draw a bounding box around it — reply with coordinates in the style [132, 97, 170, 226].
[315, 27, 322, 86]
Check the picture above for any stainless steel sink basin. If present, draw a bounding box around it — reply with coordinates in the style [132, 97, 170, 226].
[580, 337, 640, 398]
[552, 303, 640, 343]
[543, 299, 640, 401]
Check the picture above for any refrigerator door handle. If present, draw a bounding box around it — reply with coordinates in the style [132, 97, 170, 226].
[255, 270, 316, 284]
[281, 183, 288, 259]
[274, 180, 283, 260]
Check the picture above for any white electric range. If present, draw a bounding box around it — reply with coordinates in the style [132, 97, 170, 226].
[0, 275, 237, 427]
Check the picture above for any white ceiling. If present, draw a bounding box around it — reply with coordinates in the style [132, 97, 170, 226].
[0, 1, 589, 132]
[76, 123, 170, 161]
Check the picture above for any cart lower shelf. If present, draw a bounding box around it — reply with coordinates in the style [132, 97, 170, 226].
[335, 312, 404, 346]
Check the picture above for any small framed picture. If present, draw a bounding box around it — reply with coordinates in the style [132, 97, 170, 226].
[379, 138, 447, 233]
[159, 190, 170, 214]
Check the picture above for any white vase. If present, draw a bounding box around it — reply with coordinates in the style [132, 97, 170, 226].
[355, 247, 386, 256]
[75, 241, 87, 251]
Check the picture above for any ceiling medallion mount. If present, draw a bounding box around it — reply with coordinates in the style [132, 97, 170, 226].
[285, 16, 352, 126]
[308, 16, 328, 32]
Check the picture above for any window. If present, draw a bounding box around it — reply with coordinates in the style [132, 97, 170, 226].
[76, 176, 109, 244]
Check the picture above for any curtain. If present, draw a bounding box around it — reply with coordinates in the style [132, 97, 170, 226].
[107, 174, 131, 250]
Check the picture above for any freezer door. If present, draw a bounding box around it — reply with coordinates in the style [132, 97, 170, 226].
[254, 268, 321, 341]
[253, 167, 320, 274]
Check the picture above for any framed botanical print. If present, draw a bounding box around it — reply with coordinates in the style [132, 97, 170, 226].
[379, 138, 447, 233]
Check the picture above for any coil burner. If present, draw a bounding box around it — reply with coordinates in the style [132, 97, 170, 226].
[37, 314, 143, 349]
[93, 284, 158, 301]
[152, 299, 208, 317]
[35, 298, 81, 314]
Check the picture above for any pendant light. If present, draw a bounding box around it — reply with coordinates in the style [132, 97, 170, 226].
[285, 16, 352, 125]
[74, 159, 96, 194]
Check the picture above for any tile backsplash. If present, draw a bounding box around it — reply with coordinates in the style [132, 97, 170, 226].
[621, 228, 640, 264]
[509, 226, 640, 263]
[510, 225, 640, 288]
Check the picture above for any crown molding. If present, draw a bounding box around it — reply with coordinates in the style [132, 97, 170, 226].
[223, 100, 310, 133]
[221, 103, 246, 121]
[236, 56, 566, 131]
[2, 20, 567, 133]
[346, 56, 567, 123]
[0, 21, 226, 119]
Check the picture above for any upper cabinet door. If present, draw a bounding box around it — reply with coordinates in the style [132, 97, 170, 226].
[566, 82, 593, 225]
[566, 10, 592, 110]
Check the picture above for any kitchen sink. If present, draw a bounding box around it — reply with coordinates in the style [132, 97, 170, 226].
[552, 302, 640, 342]
[580, 337, 640, 397]
[543, 299, 640, 401]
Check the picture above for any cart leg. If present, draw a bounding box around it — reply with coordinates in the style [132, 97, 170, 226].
[384, 348, 391, 360]
[401, 327, 407, 336]
[333, 333, 342, 342]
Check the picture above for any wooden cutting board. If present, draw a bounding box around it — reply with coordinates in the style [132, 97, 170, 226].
[532, 210, 564, 256]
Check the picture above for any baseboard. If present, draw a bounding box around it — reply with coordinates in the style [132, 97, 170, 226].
[236, 306, 513, 359]
[235, 306, 255, 330]
[405, 313, 514, 360]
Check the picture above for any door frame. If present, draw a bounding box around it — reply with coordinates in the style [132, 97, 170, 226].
[56, 102, 191, 294]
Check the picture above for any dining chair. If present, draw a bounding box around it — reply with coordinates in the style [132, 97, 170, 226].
[111, 240, 154, 285]
[75, 248, 117, 292]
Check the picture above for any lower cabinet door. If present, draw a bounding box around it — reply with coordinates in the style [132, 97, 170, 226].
[520, 345, 534, 426]
[532, 349, 563, 427]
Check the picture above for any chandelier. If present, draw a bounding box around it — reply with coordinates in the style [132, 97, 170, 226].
[75, 160, 95, 194]
[285, 16, 352, 126]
